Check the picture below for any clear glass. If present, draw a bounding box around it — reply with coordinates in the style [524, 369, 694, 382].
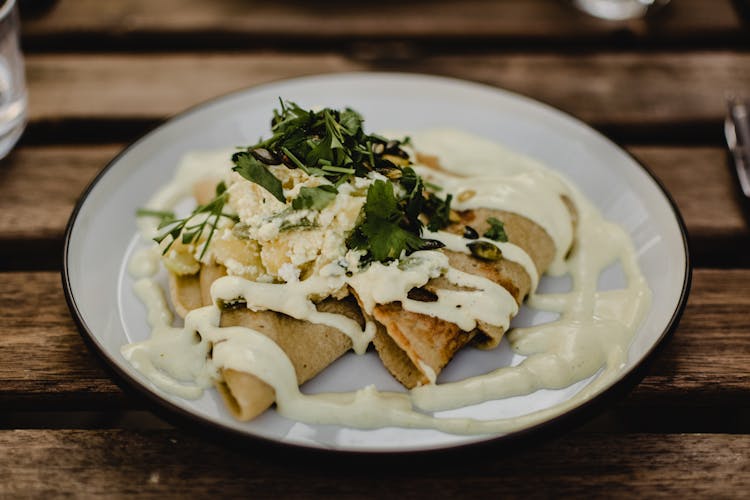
[0, 0, 25, 159]
[572, 0, 671, 20]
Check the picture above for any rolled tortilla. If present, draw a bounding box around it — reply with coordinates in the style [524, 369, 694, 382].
[168, 261, 224, 317]
[217, 298, 357, 420]
[169, 262, 358, 421]
[168, 272, 203, 318]
[371, 204, 575, 389]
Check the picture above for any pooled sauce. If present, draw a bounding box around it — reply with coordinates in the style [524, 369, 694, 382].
[122, 129, 651, 435]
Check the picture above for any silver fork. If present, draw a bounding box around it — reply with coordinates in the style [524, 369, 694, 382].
[725, 96, 750, 198]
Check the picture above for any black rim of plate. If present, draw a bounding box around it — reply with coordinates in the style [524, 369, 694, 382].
[61, 72, 692, 457]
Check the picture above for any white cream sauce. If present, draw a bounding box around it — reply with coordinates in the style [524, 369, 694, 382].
[414, 166, 572, 274]
[122, 129, 652, 436]
[127, 246, 161, 279]
[425, 229, 540, 291]
[346, 251, 518, 333]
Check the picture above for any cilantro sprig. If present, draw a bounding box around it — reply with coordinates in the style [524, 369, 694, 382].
[232, 152, 285, 203]
[347, 180, 430, 262]
[344, 167, 452, 263]
[140, 181, 239, 259]
[484, 217, 509, 242]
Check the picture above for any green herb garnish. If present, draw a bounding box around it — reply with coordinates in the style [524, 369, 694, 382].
[135, 208, 175, 226]
[399, 167, 425, 233]
[347, 180, 432, 262]
[425, 193, 453, 232]
[232, 151, 285, 203]
[227, 100, 459, 263]
[146, 181, 239, 258]
[232, 100, 411, 198]
[292, 185, 338, 211]
[483, 217, 508, 242]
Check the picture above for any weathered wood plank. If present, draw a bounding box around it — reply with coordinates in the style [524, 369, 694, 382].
[629, 268, 750, 405]
[0, 430, 747, 496]
[25, 54, 363, 125]
[21, 0, 742, 47]
[23, 52, 750, 132]
[0, 145, 118, 241]
[630, 147, 746, 241]
[0, 270, 747, 409]
[1, 145, 745, 258]
[0, 272, 124, 408]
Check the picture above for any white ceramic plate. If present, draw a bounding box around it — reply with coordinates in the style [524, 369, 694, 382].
[63, 73, 690, 453]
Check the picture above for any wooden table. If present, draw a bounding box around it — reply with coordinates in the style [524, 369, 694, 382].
[2, 0, 749, 496]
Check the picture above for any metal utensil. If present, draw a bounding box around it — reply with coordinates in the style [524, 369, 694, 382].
[725, 96, 750, 198]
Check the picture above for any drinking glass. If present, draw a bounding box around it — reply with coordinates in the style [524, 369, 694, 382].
[0, 0, 25, 159]
[572, 0, 671, 20]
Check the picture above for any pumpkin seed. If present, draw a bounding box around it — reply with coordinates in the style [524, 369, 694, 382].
[467, 241, 503, 261]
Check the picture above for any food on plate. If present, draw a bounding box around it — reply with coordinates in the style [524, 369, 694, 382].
[123, 101, 651, 435]
[219, 297, 359, 420]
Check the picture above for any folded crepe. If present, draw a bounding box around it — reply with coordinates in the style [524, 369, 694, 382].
[169, 262, 357, 421]
[217, 298, 358, 420]
[370, 203, 577, 389]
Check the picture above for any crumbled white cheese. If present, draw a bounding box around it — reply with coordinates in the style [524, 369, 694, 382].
[222, 259, 258, 278]
[278, 262, 301, 283]
[219, 164, 369, 282]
